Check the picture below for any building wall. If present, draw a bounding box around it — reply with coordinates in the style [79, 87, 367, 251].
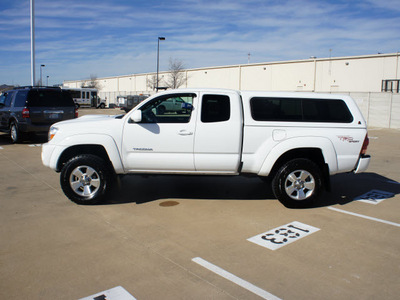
[63, 53, 400, 128]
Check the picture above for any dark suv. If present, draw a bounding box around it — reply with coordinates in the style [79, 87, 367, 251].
[0, 86, 77, 143]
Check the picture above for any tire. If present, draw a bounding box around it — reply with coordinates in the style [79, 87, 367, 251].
[99, 103, 105, 109]
[60, 154, 113, 205]
[10, 121, 22, 143]
[272, 158, 322, 208]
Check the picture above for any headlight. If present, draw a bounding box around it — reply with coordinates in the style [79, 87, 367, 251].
[48, 126, 58, 141]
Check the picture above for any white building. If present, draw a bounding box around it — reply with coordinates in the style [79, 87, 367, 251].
[64, 53, 400, 128]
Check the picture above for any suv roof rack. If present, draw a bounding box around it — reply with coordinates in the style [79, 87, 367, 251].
[14, 86, 61, 90]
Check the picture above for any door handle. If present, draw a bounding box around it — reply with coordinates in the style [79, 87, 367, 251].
[178, 130, 193, 136]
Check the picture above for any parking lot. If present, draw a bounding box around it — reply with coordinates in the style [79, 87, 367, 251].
[0, 108, 399, 300]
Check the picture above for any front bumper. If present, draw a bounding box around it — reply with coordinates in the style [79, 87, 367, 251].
[41, 143, 60, 171]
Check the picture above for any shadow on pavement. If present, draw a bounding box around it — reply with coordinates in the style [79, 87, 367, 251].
[316, 172, 400, 208]
[106, 175, 273, 205]
[0, 132, 47, 146]
[105, 172, 400, 208]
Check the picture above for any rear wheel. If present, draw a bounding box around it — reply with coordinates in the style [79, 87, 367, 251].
[60, 154, 113, 205]
[10, 121, 22, 143]
[272, 158, 322, 208]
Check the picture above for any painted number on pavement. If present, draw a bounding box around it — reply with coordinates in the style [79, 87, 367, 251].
[247, 221, 320, 250]
[355, 189, 395, 204]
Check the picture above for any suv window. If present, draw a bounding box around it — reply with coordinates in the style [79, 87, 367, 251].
[27, 89, 74, 107]
[0, 93, 6, 106]
[201, 94, 231, 123]
[3, 91, 15, 107]
[250, 97, 353, 123]
[14, 90, 29, 107]
[140, 93, 195, 123]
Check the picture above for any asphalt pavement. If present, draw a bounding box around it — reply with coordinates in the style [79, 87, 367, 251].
[0, 108, 399, 300]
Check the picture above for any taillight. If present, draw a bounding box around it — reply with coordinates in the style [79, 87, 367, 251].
[22, 108, 30, 118]
[361, 134, 369, 155]
[75, 108, 79, 118]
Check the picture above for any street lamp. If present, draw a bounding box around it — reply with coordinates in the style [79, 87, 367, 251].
[46, 75, 49, 86]
[156, 37, 165, 92]
[40, 64, 45, 86]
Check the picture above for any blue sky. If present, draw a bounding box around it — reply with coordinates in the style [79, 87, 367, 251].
[1, 0, 399, 86]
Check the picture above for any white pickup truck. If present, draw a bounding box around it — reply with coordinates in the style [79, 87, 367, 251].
[41, 89, 371, 207]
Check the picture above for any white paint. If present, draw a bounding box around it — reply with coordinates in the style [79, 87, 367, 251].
[354, 189, 395, 204]
[0, 146, 3, 150]
[79, 286, 136, 300]
[247, 221, 320, 250]
[328, 207, 400, 228]
[192, 257, 281, 300]
[28, 144, 42, 147]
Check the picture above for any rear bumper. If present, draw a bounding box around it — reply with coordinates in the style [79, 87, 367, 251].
[353, 155, 371, 174]
[19, 122, 51, 133]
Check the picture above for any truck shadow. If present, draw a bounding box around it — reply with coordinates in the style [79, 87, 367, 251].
[106, 175, 273, 204]
[105, 172, 400, 208]
[315, 172, 400, 208]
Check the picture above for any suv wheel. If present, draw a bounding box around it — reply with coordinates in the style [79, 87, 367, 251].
[10, 121, 22, 143]
[272, 158, 322, 208]
[60, 154, 113, 205]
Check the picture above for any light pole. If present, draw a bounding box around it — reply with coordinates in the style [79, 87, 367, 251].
[46, 75, 49, 86]
[30, 0, 35, 86]
[40, 64, 45, 86]
[156, 37, 165, 92]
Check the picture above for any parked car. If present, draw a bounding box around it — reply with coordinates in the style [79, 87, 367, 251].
[42, 89, 370, 207]
[117, 94, 149, 112]
[0, 86, 77, 143]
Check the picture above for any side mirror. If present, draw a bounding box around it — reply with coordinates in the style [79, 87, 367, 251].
[130, 110, 142, 123]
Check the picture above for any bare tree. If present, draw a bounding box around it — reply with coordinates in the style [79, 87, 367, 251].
[165, 58, 187, 89]
[147, 74, 161, 90]
[81, 74, 101, 89]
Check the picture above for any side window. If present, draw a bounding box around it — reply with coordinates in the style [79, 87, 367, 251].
[0, 93, 6, 106]
[4, 91, 15, 107]
[69, 91, 80, 99]
[201, 94, 230, 123]
[250, 97, 353, 123]
[250, 97, 301, 121]
[140, 93, 195, 123]
[14, 91, 28, 107]
[302, 99, 353, 123]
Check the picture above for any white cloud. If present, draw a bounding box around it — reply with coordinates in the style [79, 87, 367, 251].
[1, 0, 400, 85]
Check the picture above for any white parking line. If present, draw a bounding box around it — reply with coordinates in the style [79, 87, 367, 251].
[328, 207, 400, 228]
[192, 257, 281, 300]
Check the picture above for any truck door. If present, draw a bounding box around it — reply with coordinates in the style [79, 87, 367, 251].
[194, 92, 243, 173]
[122, 93, 197, 172]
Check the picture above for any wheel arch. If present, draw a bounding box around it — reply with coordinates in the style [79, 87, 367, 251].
[269, 148, 331, 191]
[258, 137, 338, 177]
[56, 143, 123, 175]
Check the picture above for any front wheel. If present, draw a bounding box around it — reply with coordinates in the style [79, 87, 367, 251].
[272, 158, 323, 208]
[60, 154, 113, 205]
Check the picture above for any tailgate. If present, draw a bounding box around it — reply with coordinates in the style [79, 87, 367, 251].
[29, 106, 75, 124]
